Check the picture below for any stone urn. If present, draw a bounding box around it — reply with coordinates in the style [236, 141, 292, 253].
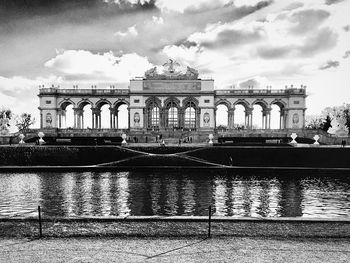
[208, 134, 214, 145]
[19, 134, 25, 144]
[121, 133, 127, 146]
[38, 132, 45, 145]
[313, 134, 320, 145]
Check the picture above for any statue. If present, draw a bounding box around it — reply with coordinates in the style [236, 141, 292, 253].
[163, 59, 180, 73]
[186, 66, 199, 79]
[145, 67, 157, 78]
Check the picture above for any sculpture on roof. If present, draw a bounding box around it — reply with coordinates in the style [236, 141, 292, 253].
[186, 66, 199, 79]
[144, 60, 199, 80]
[163, 59, 180, 73]
[145, 67, 157, 78]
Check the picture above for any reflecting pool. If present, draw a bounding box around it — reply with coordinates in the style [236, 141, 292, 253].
[1, 170, 350, 218]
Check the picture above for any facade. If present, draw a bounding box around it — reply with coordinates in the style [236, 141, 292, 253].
[38, 61, 307, 132]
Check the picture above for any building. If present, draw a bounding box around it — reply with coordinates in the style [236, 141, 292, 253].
[38, 60, 306, 133]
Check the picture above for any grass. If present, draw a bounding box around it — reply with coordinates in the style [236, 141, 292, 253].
[1, 219, 349, 239]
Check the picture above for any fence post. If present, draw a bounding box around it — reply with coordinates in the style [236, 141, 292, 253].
[38, 206, 42, 238]
[208, 205, 212, 238]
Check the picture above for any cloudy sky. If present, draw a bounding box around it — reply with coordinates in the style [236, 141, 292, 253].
[0, 0, 349, 126]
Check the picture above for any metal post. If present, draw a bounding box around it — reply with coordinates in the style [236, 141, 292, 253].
[38, 206, 42, 238]
[208, 205, 212, 238]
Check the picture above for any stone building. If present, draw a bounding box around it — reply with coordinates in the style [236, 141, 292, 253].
[38, 60, 307, 132]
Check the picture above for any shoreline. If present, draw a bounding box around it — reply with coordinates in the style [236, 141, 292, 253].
[1, 216, 350, 238]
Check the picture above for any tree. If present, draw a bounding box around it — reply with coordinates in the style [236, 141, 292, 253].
[0, 108, 12, 135]
[305, 115, 323, 130]
[320, 114, 332, 132]
[15, 113, 35, 131]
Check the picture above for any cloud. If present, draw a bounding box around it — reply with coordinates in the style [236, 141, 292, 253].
[115, 25, 138, 37]
[325, 0, 345, 5]
[343, 50, 350, 59]
[44, 50, 153, 82]
[187, 21, 265, 50]
[153, 0, 232, 13]
[0, 0, 157, 22]
[257, 45, 293, 59]
[343, 25, 350, 32]
[319, 60, 340, 70]
[237, 76, 271, 89]
[152, 16, 164, 24]
[288, 9, 330, 34]
[300, 27, 338, 56]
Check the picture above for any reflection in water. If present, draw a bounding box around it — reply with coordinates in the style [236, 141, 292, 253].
[1, 171, 350, 218]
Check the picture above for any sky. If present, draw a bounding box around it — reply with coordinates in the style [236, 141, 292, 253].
[0, 0, 350, 128]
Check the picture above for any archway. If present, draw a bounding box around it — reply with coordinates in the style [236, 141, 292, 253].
[100, 104, 110, 128]
[65, 104, 74, 128]
[184, 101, 196, 129]
[216, 104, 228, 128]
[271, 100, 286, 129]
[118, 104, 129, 129]
[234, 105, 245, 128]
[82, 104, 92, 129]
[252, 104, 264, 129]
[270, 105, 281, 129]
[164, 98, 180, 128]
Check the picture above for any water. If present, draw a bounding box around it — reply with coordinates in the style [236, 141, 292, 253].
[1, 170, 350, 218]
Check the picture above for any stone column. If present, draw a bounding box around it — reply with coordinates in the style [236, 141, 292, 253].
[196, 108, 201, 130]
[178, 108, 184, 128]
[245, 108, 253, 129]
[263, 108, 271, 129]
[228, 108, 235, 129]
[91, 108, 101, 129]
[109, 107, 118, 129]
[159, 108, 166, 128]
[143, 108, 148, 129]
[73, 108, 82, 128]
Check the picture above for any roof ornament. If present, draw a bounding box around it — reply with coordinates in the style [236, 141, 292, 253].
[163, 59, 180, 73]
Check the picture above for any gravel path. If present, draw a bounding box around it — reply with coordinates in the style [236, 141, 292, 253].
[1, 237, 350, 263]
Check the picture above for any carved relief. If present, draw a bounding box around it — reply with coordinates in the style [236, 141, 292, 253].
[203, 112, 210, 127]
[134, 112, 140, 127]
[292, 113, 299, 128]
[46, 113, 52, 128]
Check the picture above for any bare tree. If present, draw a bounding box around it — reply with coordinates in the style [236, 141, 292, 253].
[15, 113, 35, 131]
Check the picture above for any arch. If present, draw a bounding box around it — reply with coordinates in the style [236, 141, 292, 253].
[233, 99, 250, 110]
[215, 99, 232, 110]
[270, 99, 287, 109]
[164, 97, 180, 109]
[58, 99, 75, 110]
[252, 99, 269, 110]
[113, 99, 129, 109]
[95, 98, 112, 109]
[182, 96, 199, 108]
[145, 96, 162, 108]
[77, 99, 93, 109]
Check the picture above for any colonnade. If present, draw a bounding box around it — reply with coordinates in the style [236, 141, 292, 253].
[221, 105, 286, 129]
[57, 107, 120, 129]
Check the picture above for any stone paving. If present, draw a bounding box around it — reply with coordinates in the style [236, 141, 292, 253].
[1, 237, 350, 263]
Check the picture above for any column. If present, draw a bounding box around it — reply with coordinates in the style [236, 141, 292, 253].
[196, 108, 201, 130]
[228, 107, 235, 129]
[57, 109, 63, 128]
[263, 108, 271, 129]
[143, 108, 148, 129]
[109, 107, 118, 129]
[159, 108, 166, 128]
[73, 108, 83, 129]
[245, 108, 253, 129]
[91, 108, 101, 129]
[178, 108, 184, 128]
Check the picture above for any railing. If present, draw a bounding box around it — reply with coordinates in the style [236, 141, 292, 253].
[39, 88, 129, 95]
[215, 88, 306, 96]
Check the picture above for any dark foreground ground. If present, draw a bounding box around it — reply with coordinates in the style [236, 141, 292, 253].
[1, 236, 350, 263]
